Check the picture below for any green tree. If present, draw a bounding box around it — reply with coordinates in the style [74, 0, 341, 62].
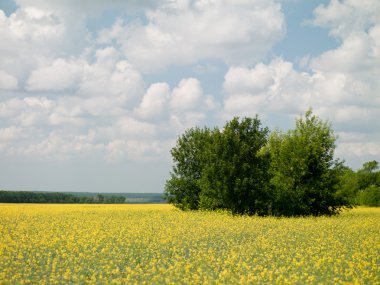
[356, 185, 380, 207]
[357, 160, 379, 190]
[164, 127, 215, 210]
[336, 166, 359, 204]
[199, 117, 271, 215]
[355, 160, 380, 206]
[165, 111, 353, 216]
[265, 110, 350, 216]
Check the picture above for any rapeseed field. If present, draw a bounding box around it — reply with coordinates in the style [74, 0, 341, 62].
[0, 204, 379, 284]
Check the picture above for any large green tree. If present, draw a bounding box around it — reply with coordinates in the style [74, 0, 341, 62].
[165, 111, 353, 216]
[164, 127, 215, 210]
[265, 110, 349, 216]
[199, 117, 271, 215]
[165, 117, 271, 215]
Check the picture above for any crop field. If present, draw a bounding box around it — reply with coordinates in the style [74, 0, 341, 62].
[0, 204, 379, 284]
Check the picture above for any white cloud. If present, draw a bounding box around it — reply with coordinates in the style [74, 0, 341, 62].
[336, 142, 380, 168]
[26, 58, 84, 91]
[10, 131, 104, 160]
[0, 97, 55, 126]
[78, 48, 144, 102]
[220, 0, 380, 167]
[168, 77, 218, 132]
[0, 70, 18, 90]
[1, 0, 379, 169]
[223, 64, 275, 95]
[223, 94, 267, 118]
[310, 32, 380, 87]
[0, 76, 215, 161]
[0, 8, 67, 81]
[115, 117, 157, 139]
[222, 55, 379, 127]
[134, 82, 171, 120]
[170, 78, 203, 111]
[0, 126, 23, 152]
[105, 139, 172, 162]
[98, 0, 285, 72]
[0, 126, 23, 141]
[0, 7, 64, 42]
[48, 97, 85, 127]
[312, 0, 380, 39]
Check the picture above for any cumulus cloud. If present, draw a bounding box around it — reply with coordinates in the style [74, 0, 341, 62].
[134, 77, 216, 128]
[222, 55, 379, 124]
[221, 0, 380, 166]
[78, 48, 144, 103]
[168, 77, 217, 132]
[223, 64, 275, 95]
[171, 78, 203, 111]
[1, 0, 379, 168]
[0, 77, 215, 161]
[97, 0, 285, 72]
[134, 82, 171, 120]
[311, 0, 380, 39]
[0, 8, 69, 82]
[0, 70, 18, 90]
[8, 131, 103, 160]
[0, 65, 214, 161]
[0, 7, 64, 43]
[0, 126, 23, 152]
[105, 139, 172, 162]
[26, 58, 84, 91]
[0, 97, 55, 126]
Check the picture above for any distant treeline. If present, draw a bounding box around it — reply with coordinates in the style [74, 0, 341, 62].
[0, 191, 126, 204]
[0, 191, 165, 204]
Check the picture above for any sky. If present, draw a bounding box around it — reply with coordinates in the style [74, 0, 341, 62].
[0, 0, 379, 193]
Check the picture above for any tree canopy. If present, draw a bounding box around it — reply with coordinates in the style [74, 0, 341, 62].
[164, 127, 214, 210]
[198, 117, 271, 215]
[264, 110, 348, 216]
[165, 110, 353, 216]
[338, 160, 380, 207]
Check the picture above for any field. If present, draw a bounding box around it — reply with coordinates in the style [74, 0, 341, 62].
[0, 205, 379, 284]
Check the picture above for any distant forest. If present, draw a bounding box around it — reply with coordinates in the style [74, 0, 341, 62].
[0, 191, 165, 204]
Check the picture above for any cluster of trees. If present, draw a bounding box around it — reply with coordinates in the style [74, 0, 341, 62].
[164, 110, 355, 216]
[338, 161, 380, 207]
[0, 191, 126, 204]
[82, 194, 126, 204]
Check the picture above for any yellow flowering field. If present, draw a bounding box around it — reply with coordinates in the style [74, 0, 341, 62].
[0, 204, 379, 284]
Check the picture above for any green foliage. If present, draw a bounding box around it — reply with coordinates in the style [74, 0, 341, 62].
[0, 191, 127, 204]
[165, 110, 356, 216]
[0, 191, 80, 203]
[265, 110, 349, 216]
[341, 160, 380, 207]
[164, 127, 214, 210]
[165, 117, 270, 215]
[336, 160, 380, 207]
[357, 160, 380, 190]
[361, 160, 379, 173]
[336, 167, 360, 204]
[356, 186, 380, 207]
[199, 117, 271, 215]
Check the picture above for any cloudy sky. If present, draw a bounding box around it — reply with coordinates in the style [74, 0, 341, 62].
[0, 0, 379, 193]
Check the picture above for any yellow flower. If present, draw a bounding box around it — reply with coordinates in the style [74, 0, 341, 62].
[0, 204, 378, 284]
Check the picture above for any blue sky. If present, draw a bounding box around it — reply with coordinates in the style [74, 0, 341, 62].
[0, 0, 379, 193]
